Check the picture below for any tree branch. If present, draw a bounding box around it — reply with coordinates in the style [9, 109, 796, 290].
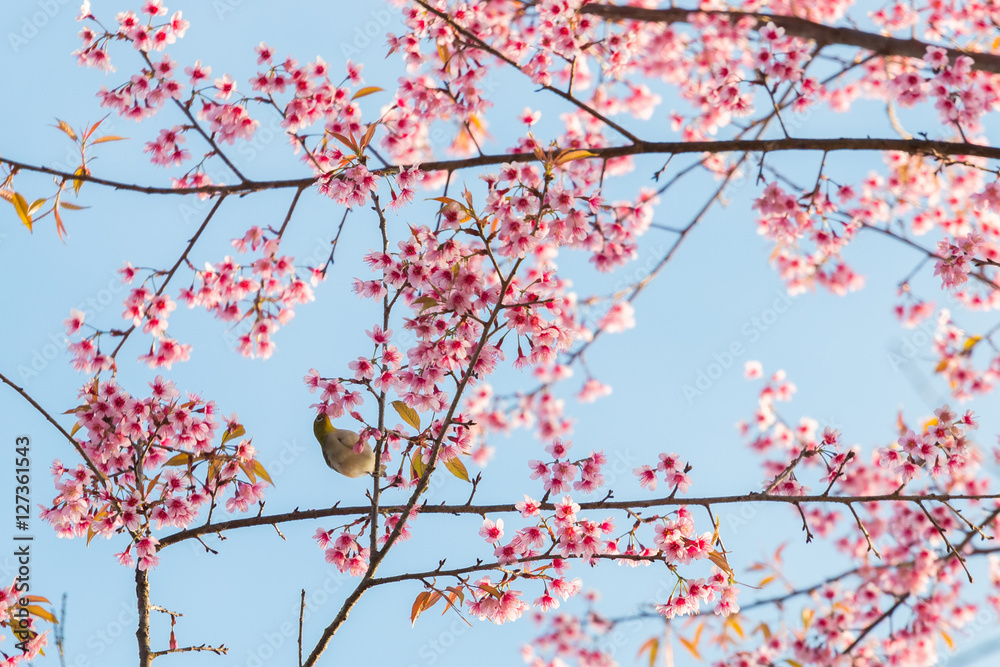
[7, 137, 1000, 198]
[157, 490, 1000, 549]
[579, 4, 1000, 75]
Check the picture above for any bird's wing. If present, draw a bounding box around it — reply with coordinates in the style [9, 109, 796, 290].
[328, 430, 360, 451]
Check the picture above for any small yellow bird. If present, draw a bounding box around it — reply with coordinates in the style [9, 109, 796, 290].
[313, 414, 384, 478]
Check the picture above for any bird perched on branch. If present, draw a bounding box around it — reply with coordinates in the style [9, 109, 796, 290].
[313, 414, 385, 478]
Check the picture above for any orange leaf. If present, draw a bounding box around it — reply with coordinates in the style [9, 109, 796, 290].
[53, 119, 77, 141]
[961, 335, 982, 353]
[678, 623, 704, 659]
[73, 166, 88, 195]
[328, 131, 359, 154]
[92, 135, 127, 144]
[637, 637, 658, 667]
[352, 86, 384, 100]
[478, 583, 502, 599]
[707, 549, 735, 581]
[410, 591, 433, 626]
[555, 149, 597, 165]
[82, 116, 107, 142]
[11, 192, 32, 231]
[164, 453, 194, 467]
[27, 198, 47, 216]
[53, 204, 67, 241]
[22, 605, 58, 624]
[359, 122, 379, 150]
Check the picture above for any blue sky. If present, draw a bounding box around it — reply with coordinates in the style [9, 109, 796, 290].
[2, 1, 1000, 666]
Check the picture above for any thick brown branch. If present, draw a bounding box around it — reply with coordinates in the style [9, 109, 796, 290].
[7, 137, 1000, 198]
[580, 4, 1000, 75]
[370, 551, 665, 587]
[136, 568, 151, 667]
[413, 0, 641, 143]
[157, 490, 1000, 549]
[300, 201, 535, 667]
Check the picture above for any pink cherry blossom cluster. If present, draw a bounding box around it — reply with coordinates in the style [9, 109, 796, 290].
[63, 266, 192, 372]
[76, 8, 188, 114]
[752, 180, 864, 297]
[178, 226, 318, 359]
[893, 296, 935, 328]
[0, 581, 49, 666]
[75, 1, 189, 73]
[313, 506, 417, 578]
[40, 376, 268, 570]
[928, 309, 1000, 400]
[314, 527, 371, 578]
[719, 364, 998, 664]
[632, 452, 692, 493]
[521, 604, 618, 667]
[654, 569, 739, 619]
[934, 231, 986, 290]
[877, 405, 979, 483]
[527, 439, 607, 495]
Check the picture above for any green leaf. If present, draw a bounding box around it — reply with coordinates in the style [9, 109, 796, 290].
[253, 460, 274, 486]
[412, 296, 438, 313]
[411, 452, 426, 479]
[221, 424, 245, 445]
[444, 457, 470, 482]
[555, 149, 597, 165]
[163, 453, 194, 467]
[392, 400, 421, 431]
[27, 198, 47, 216]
